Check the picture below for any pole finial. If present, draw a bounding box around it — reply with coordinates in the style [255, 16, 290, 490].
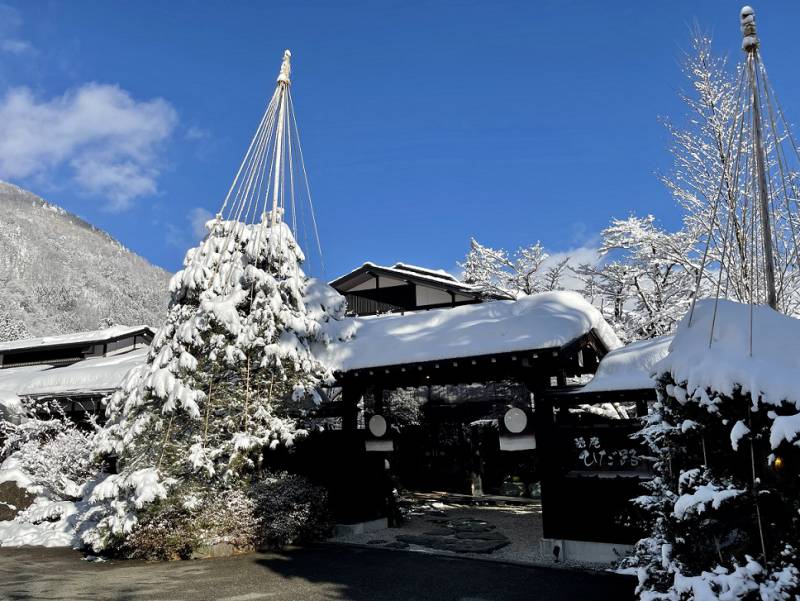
[277, 49, 292, 85]
[741, 6, 759, 51]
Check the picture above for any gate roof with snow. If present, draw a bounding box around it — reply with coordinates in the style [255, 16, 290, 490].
[322, 291, 621, 389]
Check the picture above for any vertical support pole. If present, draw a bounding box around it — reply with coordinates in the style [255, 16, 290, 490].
[373, 386, 385, 415]
[271, 50, 292, 223]
[342, 386, 361, 433]
[742, 7, 778, 309]
[748, 56, 778, 309]
[525, 372, 557, 538]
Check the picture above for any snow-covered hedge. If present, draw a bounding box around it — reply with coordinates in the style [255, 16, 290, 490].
[252, 472, 331, 548]
[111, 473, 329, 559]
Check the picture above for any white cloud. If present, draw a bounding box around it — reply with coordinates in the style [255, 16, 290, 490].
[542, 243, 603, 292]
[0, 3, 34, 55]
[0, 83, 178, 210]
[188, 207, 213, 239]
[185, 125, 211, 141]
[1, 38, 34, 55]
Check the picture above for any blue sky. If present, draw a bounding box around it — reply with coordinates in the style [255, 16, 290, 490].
[1, 1, 800, 279]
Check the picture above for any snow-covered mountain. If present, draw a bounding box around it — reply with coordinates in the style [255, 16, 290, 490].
[0, 181, 170, 341]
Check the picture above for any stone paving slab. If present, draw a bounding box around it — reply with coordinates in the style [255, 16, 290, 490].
[330, 497, 616, 571]
[396, 534, 510, 554]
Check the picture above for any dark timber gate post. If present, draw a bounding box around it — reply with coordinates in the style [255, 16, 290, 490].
[525, 372, 557, 539]
[341, 385, 363, 432]
[373, 386, 385, 415]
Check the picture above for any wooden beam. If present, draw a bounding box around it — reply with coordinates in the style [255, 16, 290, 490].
[341, 386, 363, 432]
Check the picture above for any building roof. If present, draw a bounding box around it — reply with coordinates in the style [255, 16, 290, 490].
[319, 290, 622, 373]
[0, 325, 154, 355]
[577, 334, 672, 394]
[0, 347, 147, 405]
[329, 262, 482, 296]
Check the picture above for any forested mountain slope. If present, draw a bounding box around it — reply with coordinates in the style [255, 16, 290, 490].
[0, 181, 170, 341]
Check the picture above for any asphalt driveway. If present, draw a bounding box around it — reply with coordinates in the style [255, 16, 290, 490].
[0, 544, 635, 601]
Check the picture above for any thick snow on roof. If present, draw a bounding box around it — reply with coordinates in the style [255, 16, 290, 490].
[321, 291, 621, 372]
[0, 348, 147, 398]
[336, 261, 478, 293]
[391, 263, 458, 282]
[655, 299, 800, 406]
[579, 335, 673, 393]
[0, 325, 152, 353]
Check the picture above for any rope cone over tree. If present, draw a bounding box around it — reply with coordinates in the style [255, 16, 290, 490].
[627, 8, 800, 599]
[83, 51, 347, 555]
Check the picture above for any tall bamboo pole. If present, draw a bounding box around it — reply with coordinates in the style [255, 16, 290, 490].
[741, 6, 778, 309]
[270, 50, 291, 224]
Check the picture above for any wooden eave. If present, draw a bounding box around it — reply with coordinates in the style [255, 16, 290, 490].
[333, 327, 613, 389]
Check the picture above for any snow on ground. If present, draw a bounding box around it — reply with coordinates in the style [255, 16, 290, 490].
[0, 456, 42, 492]
[321, 291, 622, 372]
[0, 456, 84, 549]
[655, 299, 800, 407]
[580, 335, 672, 393]
[0, 496, 81, 548]
[0, 389, 25, 420]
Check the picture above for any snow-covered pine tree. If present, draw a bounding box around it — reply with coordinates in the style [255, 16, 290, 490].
[628, 302, 800, 600]
[628, 11, 800, 599]
[83, 50, 346, 553]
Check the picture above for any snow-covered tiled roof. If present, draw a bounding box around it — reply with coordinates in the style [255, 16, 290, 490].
[0, 325, 153, 354]
[390, 263, 459, 282]
[578, 335, 672, 393]
[320, 291, 622, 372]
[0, 348, 147, 399]
[330, 261, 479, 294]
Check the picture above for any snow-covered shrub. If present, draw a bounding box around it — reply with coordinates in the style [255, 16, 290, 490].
[119, 499, 199, 560]
[194, 488, 259, 550]
[116, 474, 328, 559]
[119, 487, 259, 560]
[627, 301, 800, 600]
[1, 412, 96, 502]
[252, 472, 331, 549]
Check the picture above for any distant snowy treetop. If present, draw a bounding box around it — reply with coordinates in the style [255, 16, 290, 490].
[0, 325, 153, 353]
[655, 299, 800, 406]
[580, 334, 672, 393]
[320, 290, 621, 372]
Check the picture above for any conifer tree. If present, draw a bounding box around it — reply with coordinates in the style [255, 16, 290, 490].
[82, 50, 347, 552]
[85, 216, 345, 550]
[629, 303, 799, 600]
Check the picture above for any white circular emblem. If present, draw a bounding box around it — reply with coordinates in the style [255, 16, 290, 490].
[368, 414, 388, 437]
[503, 408, 527, 434]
